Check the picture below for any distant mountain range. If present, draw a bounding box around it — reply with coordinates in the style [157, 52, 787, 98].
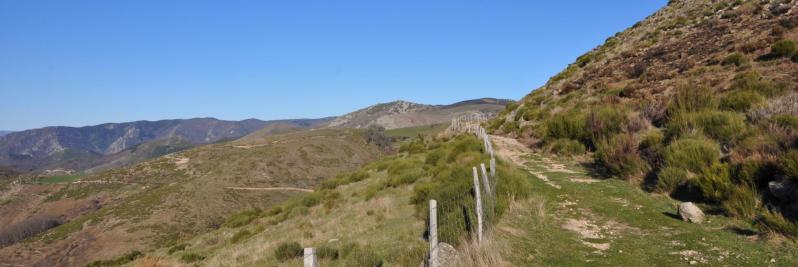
[0, 98, 509, 173]
[327, 98, 511, 129]
[0, 131, 12, 137]
[0, 118, 330, 173]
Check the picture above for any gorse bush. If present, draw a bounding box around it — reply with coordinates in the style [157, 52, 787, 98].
[730, 71, 789, 98]
[274, 241, 303, 262]
[692, 163, 734, 203]
[782, 150, 798, 181]
[722, 185, 760, 219]
[720, 90, 764, 111]
[595, 134, 646, 179]
[656, 167, 689, 193]
[756, 210, 798, 238]
[223, 209, 261, 228]
[587, 107, 628, 142]
[667, 84, 717, 115]
[666, 110, 747, 144]
[664, 137, 720, 173]
[639, 129, 666, 167]
[546, 138, 586, 156]
[545, 113, 587, 142]
[771, 39, 797, 59]
[722, 52, 749, 66]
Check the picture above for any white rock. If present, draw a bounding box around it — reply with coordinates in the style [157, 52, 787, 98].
[678, 202, 705, 223]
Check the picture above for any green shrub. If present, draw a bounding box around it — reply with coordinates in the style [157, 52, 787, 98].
[722, 185, 760, 219]
[545, 113, 587, 141]
[722, 52, 749, 66]
[546, 138, 586, 156]
[342, 244, 383, 267]
[756, 210, 798, 238]
[781, 150, 798, 181]
[349, 171, 370, 182]
[664, 137, 720, 173]
[720, 90, 764, 111]
[692, 163, 734, 202]
[274, 241, 303, 262]
[501, 121, 520, 133]
[85, 251, 143, 267]
[223, 209, 261, 228]
[316, 245, 339, 260]
[656, 167, 689, 193]
[771, 39, 797, 58]
[667, 84, 717, 115]
[666, 111, 747, 143]
[399, 139, 426, 154]
[770, 114, 798, 130]
[301, 192, 322, 207]
[731, 71, 789, 97]
[586, 107, 628, 141]
[595, 134, 646, 179]
[180, 252, 205, 263]
[639, 129, 665, 167]
[230, 229, 253, 243]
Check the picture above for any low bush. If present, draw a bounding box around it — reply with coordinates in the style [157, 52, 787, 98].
[316, 245, 339, 260]
[595, 134, 646, 179]
[85, 251, 143, 267]
[731, 71, 789, 97]
[586, 107, 628, 142]
[722, 185, 760, 219]
[664, 137, 720, 173]
[656, 167, 689, 193]
[720, 90, 764, 111]
[342, 244, 383, 267]
[666, 111, 747, 144]
[301, 192, 323, 207]
[756, 210, 798, 238]
[180, 252, 205, 263]
[223, 209, 262, 228]
[781, 150, 798, 181]
[545, 113, 587, 142]
[274, 241, 303, 262]
[692, 163, 734, 202]
[722, 52, 749, 66]
[771, 39, 797, 59]
[546, 138, 586, 156]
[639, 129, 666, 167]
[667, 84, 717, 116]
[230, 229, 252, 244]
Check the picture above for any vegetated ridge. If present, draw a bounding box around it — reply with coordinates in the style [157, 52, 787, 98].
[491, 0, 798, 238]
[328, 98, 511, 130]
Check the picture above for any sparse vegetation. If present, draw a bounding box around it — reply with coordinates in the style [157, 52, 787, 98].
[770, 39, 797, 59]
[85, 250, 143, 267]
[546, 138, 586, 156]
[274, 241, 303, 262]
[722, 52, 748, 67]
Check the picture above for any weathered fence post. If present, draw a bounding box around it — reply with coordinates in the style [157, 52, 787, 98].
[472, 167, 484, 242]
[429, 199, 438, 267]
[490, 158, 496, 177]
[304, 247, 317, 267]
[480, 163, 492, 196]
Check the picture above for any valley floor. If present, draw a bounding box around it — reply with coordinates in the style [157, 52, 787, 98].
[490, 135, 798, 266]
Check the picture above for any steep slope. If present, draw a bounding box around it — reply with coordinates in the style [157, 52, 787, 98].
[491, 0, 798, 237]
[0, 128, 382, 266]
[328, 98, 510, 130]
[0, 117, 331, 173]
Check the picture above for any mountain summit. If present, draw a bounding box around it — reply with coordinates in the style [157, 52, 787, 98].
[328, 98, 511, 129]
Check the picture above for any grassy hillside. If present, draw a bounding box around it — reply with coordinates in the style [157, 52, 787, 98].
[135, 134, 534, 266]
[0, 129, 383, 266]
[491, 0, 798, 237]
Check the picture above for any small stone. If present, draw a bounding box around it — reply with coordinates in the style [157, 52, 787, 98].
[771, 258, 776, 263]
[678, 202, 705, 223]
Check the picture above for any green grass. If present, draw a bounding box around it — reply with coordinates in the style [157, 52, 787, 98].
[385, 124, 448, 139]
[36, 175, 82, 184]
[497, 154, 798, 266]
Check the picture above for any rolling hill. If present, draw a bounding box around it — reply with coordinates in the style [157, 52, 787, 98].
[327, 98, 510, 130]
[0, 118, 331, 173]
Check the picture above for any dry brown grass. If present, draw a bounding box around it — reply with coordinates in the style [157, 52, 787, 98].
[133, 256, 168, 267]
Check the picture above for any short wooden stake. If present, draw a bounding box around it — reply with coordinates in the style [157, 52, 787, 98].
[472, 167, 484, 242]
[304, 248, 317, 267]
[480, 163, 492, 196]
[490, 158, 496, 177]
[429, 199, 438, 267]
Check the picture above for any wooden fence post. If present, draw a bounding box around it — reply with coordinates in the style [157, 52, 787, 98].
[480, 163, 492, 196]
[472, 167, 484, 242]
[429, 199, 438, 267]
[304, 248, 317, 267]
[490, 158, 496, 178]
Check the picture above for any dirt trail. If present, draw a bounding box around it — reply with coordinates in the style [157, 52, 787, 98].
[225, 187, 314, 193]
[491, 135, 561, 189]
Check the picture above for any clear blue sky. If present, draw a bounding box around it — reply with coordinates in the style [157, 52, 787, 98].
[0, 0, 666, 131]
